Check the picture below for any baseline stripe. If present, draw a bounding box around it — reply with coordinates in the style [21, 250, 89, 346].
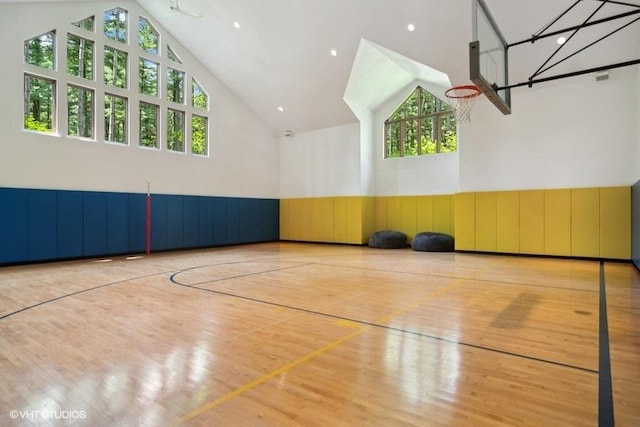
[599, 261, 615, 426]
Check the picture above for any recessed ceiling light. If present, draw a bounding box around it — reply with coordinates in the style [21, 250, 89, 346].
[278, 106, 284, 112]
[557, 36, 566, 45]
[233, 21, 240, 29]
[407, 24, 415, 32]
[330, 49, 338, 57]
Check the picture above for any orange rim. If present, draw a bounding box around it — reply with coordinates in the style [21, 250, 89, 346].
[445, 85, 482, 99]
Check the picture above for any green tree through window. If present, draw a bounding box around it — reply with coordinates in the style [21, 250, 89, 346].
[22, 7, 210, 156]
[68, 85, 94, 138]
[191, 115, 207, 155]
[25, 31, 55, 69]
[384, 86, 457, 158]
[104, 8, 127, 43]
[138, 17, 158, 55]
[67, 34, 94, 79]
[24, 75, 55, 132]
[139, 102, 158, 148]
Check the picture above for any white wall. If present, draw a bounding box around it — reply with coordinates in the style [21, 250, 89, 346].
[460, 68, 638, 192]
[0, 1, 279, 198]
[279, 123, 361, 198]
[280, 69, 638, 200]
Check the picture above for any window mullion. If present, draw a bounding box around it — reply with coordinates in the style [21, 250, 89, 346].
[400, 121, 406, 157]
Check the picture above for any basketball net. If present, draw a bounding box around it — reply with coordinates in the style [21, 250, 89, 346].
[445, 85, 482, 123]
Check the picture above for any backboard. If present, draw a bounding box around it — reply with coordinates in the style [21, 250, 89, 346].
[470, 0, 511, 115]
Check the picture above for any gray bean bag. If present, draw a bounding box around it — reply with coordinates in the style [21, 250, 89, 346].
[368, 230, 408, 249]
[411, 232, 454, 252]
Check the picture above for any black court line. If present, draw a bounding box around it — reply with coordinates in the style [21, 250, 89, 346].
[170, 266, 598, 375]
[599, 261, 615, 426]
[312, 261, 601, 294]
[0, 270, 176, 321]
[170, 262, 313, 287]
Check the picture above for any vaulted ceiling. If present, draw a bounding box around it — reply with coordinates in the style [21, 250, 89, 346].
[6, 0, 640, 135]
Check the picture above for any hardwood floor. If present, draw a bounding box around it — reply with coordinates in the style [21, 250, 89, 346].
[1, 242, 638, 426]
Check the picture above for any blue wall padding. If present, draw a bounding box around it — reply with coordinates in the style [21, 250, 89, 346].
[107, 193, 129, 254]
[0, 187, 280, 264]
[632, 179, 640, 270]
[57, 190, 84, 259]
[165, 194, 184, 249]
[0, 188, 28, 263]
[28, 190, 57, 261]
[198, 196, 214, 246]
[212, 197, 228, 245]
[183, 196, 199, 248]
[83, 192, 108, 256]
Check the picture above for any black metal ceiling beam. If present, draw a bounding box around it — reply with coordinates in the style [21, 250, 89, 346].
[507, 8, 640, 48]
[535, 15, 640, 77]
[529, 0, 609, 79]
[593, 0, 640, 8]
[494, 58, 640, 91]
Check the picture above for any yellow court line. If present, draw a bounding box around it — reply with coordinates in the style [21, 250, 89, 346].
[173, 327, 365, 425]
[175, 255, 509, 425]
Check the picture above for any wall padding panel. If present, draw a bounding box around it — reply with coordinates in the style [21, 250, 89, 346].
[454, 193, 475, 251]
[0, 188, 279, 264]
[433, 195, 455, 236]
[520, 190, 545, 255]
[600, 187, 630, 259]
[571, 188, 600, 258]
[632, 180, 640, 268]
[496, 191, 519, 253]
[475, 192, 497, 252]
[544, 189, 571, 256]
[0, 188, 28, 263]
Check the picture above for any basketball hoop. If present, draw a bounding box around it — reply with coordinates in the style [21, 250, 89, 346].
[445, 85, 482, 123]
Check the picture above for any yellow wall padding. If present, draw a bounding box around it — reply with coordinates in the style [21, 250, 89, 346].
[280, 187, 630, 259]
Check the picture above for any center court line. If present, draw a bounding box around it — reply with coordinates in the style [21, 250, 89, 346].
[173, 257, 512, 425]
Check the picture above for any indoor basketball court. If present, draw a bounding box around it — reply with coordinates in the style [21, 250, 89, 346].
[1, 0, 639, 426]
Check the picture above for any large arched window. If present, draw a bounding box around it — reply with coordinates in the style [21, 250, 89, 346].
[23, 7, 210, 156]
[384, 86, 456, 158]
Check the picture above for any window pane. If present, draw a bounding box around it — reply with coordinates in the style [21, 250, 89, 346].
[167, 109, 184, 152]
[104, 8, 127, 43]
[191, 115, 207, 155]
[385, 122, 401, 158]
[72, 16, 95, 32]
[167, 45, 182, 63]
[25, 31, 55, 69]
[167, 67, 184, 103]
[24, 75, 55, 133]
[139, 59, 158, 96]
[439, 113, 458, 153]
[422, 90, 438, 115]
[192, 79, 207, 110]
[67, 34, 94, 80]
[105, 94, 127, 144]
[404, 120, 418, 156]
[421, 118, 436, 154]
[389, 87, 419, 121]
[67, 85, 94, 138]
[104, 46, 127, 88]
[138, 17, 159, 55]
[139, 102, 158, 148]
